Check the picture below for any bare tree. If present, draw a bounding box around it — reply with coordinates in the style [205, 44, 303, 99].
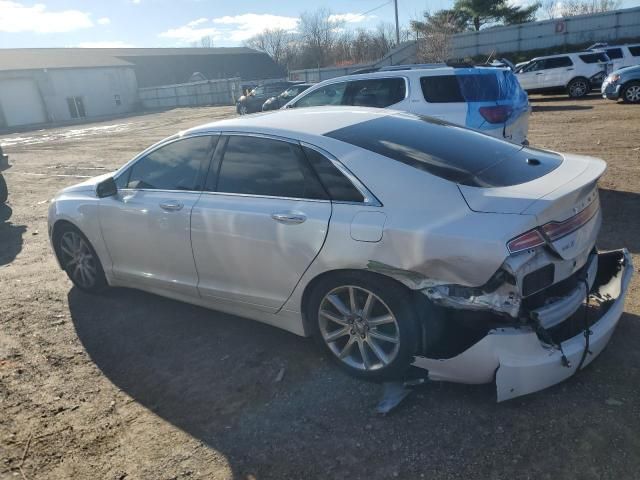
[547, 0, 621, 17]
[190, 35, 214, 48]
[298, 8, 345, 67]
[245, 28, 293, 67]
[412, 10, 463, 62]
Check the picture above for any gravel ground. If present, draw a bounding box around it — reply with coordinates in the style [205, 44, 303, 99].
[1, 95, 640, 480]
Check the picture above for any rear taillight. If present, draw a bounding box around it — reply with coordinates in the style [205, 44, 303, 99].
[541, 199, 599, 242]
[507, 200, 599, 254]
[507, 229, 545, 253]
[479, 105, 513, 124]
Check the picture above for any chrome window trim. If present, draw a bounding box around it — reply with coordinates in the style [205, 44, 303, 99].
[300, 141, 382, 207]
[290, 75, 410, 108]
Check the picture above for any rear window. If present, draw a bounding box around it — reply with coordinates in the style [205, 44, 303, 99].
[324, 113, 563, 188]
[606, 48, 623, 59]
[629, 46, 640, 57]
[421, 74, 504, 103]
[579, 53, 609, 63]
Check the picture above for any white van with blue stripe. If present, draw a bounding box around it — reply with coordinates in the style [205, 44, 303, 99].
[282, 65, 530, 145]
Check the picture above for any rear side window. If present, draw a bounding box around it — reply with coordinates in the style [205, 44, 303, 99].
[606, 48, 623, 59]
[629, 46, 640, 57]
[421, 74, 503, 103]
[324, 113, 562, 188]
[215, 136, 327, 200]
[302, 146, 364, 202]
[544, 56, 573, 68]
[579, 53, 608, 63]
[293, 82, 348, 107]
[126, 136, 214, 191]
[345, 78, 406, 108]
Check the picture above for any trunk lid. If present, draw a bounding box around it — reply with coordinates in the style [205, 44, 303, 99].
[458, 153, 606, 259]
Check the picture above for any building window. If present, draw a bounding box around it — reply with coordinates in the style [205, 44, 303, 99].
[67, 97, 86, 119]
[114, 94, 121, 106]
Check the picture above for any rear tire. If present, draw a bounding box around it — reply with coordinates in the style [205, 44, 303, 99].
[567, 77, 590, 98]
[307, 272, 421, 381]
[54, 224, 107, 293]
[0, 174, 7, 204]
[622, 81, 640, 104]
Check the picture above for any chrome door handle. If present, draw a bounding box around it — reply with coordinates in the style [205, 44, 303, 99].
[159, 201, 184, 211]
[271, 212, 306, 225]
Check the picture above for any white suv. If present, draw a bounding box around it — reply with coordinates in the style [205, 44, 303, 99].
[283, 66, 530, 145]
[588, 43, 640, 71]
[515, 51, 612, 98]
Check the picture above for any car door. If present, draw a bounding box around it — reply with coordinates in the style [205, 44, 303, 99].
[542, 56, 574, 87]
[100, 134, 216, 296]
[516, 60, 547, 90]
[190, 134, 332, 312]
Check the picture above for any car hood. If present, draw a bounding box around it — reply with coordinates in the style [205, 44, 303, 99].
[59, 172, 113, 194]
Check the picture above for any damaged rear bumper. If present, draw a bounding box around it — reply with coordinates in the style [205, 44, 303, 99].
[413, 249, 633, 402]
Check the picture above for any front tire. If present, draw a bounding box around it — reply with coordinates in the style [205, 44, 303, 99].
[0, 174, 7, 204]
[622, 81, 640, 104]
[238, 103, 248, 115]
[55, 224, 107, 293]
[307, 272, 420, 381]
[567, 78, 590, 98]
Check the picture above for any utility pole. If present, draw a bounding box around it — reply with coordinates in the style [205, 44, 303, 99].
[394, 0, 400, 45]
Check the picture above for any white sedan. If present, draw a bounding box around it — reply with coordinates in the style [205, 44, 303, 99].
[48, 108, 632, 401]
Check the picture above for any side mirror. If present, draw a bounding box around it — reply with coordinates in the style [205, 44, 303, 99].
[96, 177, 117, 198]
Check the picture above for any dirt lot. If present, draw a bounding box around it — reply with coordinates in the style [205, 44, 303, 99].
[1, 95, 640, 480]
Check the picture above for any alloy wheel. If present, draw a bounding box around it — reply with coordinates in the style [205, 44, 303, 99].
[318, 285, 400, 371]
[569, 80, 588, 97]
[625, 85, 640, 103]
[59, 231, 98, 289]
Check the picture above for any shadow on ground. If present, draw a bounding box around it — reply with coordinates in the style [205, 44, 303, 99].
[532, 105, 593, 112]
[529, 93, 602, 103]
[599, 188, 640, 254]
[68, 284, 640, 479]
[0, 204, 26, 266]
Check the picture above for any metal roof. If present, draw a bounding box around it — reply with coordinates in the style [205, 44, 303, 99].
[0, 47, 261, 72]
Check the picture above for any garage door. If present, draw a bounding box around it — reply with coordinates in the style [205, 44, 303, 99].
[0, 78, 47, 127]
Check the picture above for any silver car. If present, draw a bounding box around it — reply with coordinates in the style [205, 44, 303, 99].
[48, 107, 632, 401]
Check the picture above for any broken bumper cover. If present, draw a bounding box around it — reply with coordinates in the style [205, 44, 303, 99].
[413, 249, 633, 402]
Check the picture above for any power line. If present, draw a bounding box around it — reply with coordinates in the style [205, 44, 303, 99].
[359, 0, 393, 17]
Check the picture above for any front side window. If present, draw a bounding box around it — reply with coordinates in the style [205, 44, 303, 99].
[125, 136, 214, 191]
[579, 53, 609, 64]
[345, 78, 406, 108]
[292, 82, 348, 108]
[522, 60, 545, 73]
[251, 86, 265, 96]
[215, 136, 327, 200]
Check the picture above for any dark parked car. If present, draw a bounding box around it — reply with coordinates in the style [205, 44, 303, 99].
[262, 83, 313, 111]
[601, 65, 640, 103]
[236, 82, 296, 115]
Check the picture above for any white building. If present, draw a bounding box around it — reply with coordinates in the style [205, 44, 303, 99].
[0, 50, 138, 129]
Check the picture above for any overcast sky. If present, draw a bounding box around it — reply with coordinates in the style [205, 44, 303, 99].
[0, 0, 639, 49]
